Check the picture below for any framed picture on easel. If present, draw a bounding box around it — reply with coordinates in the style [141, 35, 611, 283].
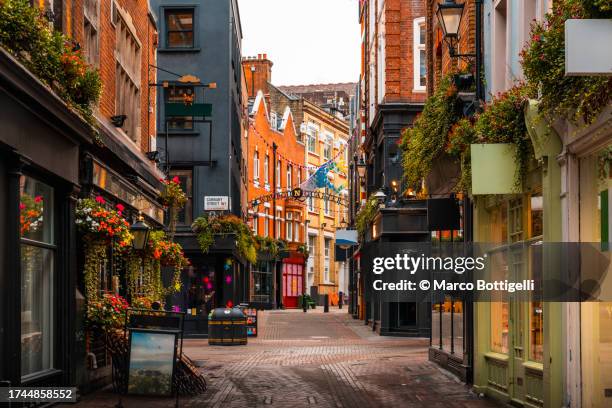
[127, 329, 178, 397]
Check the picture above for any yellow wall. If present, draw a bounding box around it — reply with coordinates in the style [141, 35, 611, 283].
[303, 106, 349, 297]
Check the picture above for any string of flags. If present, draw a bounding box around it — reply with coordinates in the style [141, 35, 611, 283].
[300, 161, 346, 194]
[247, 115, 359, 199]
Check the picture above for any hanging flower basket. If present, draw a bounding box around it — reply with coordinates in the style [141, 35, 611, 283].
[76, 197, 132, 248]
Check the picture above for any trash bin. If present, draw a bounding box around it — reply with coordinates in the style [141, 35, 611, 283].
[208, 308, 247, 345]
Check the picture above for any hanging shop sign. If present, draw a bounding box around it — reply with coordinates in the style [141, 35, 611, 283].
[248, 188, 347, 208]
[565, 19, 612, 76]
[204, 196, 229, 211]
[165, 102, 213, 117]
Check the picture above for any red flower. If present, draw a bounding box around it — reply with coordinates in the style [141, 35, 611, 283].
[95, 196, 105, 204]
[19, 203, 26, 210]
[172, 176, 180, 184]
[34, 196, 43, 203]
[116, 203, 125, 212]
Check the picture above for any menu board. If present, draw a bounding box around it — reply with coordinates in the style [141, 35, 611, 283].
[242, 307, 258, 337]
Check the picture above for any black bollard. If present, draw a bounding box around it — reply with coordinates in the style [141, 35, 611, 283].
[324, 294, 329, 313]
[338, 292, 343, 309]
[302, 294, 308, 313]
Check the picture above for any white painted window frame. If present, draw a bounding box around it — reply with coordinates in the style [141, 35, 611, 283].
[413, 17, 426, 92]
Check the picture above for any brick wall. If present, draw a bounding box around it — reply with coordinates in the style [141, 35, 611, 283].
[242, 54, 273, 98]
[63, 0, 157, 154]
[247, 96, 306, 243]
[427, 0, 475, 95]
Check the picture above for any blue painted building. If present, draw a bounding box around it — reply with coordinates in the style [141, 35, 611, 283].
[150, 0, 247, 335]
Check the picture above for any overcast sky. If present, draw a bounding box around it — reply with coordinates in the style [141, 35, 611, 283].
[237, 0, 361, 86]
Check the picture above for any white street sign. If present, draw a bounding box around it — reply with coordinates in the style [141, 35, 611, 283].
[204, 196, 229, 211]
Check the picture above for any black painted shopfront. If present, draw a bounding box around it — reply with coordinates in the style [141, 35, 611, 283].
[0, 49, 87, 388]
[0, 49, 167, 391]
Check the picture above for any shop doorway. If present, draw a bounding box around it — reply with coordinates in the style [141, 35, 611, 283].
[389, 302, 417, 329]
[282, 263, 304, 308]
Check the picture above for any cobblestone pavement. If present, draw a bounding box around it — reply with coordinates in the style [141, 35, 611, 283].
[67, 309, 498, 408]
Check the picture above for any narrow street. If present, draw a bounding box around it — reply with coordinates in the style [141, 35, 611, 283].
[70, 309, 496, 408]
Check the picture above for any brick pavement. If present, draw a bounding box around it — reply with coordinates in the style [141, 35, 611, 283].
[65, 309, 498, 408]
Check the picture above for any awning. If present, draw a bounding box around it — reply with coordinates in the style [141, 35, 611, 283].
[335, 229, 358, 247]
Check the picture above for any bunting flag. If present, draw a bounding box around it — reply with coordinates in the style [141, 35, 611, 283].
[300, 161, 346, 193]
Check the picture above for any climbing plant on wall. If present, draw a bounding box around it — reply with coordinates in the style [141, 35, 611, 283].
[520, 0, 612, 124]
[192, 214, 257, 264]
[401, 74, 462, 188]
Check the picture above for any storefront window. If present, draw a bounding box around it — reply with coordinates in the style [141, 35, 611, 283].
[185, 265, 216, 315]
[491, 301, 509, 354]
[489, 245, 509, 354]
[19, 176, 55, 378]
[530, 192, 543, 237]
[169, 169, 193, 225]
[431, 303, 441, 348]
[442, 298, 452, 352]
[530, 301, 543, 362]
[453, 300, 464, 358]
[253, 262, 273, 303]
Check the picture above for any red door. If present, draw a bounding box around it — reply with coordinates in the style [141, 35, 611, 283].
[282, 263, 303, 308]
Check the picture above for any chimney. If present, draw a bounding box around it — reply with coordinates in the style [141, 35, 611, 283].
[242, 54, 273, 98]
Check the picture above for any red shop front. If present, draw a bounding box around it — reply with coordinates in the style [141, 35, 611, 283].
[282, 258, 305, 308]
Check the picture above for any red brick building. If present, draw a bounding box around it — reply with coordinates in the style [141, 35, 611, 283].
[243, 56, 307, 309]
[359, 0, 426, 197]
[353, 0, 428, 334]
[65, 0, 159, 155]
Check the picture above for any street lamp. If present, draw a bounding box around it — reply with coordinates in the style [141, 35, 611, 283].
[436, 0, 464, 40]
[356, 158, 366, 180]
[340, 217, 348, 228]
[374, 189, 387, 206]
[435, 0, 483, 100]
[130, 215, 150, 250]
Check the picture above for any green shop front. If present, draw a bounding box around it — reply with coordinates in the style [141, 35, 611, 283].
[471, 104, 564, 407]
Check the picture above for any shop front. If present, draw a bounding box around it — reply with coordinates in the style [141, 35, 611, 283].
[558, 104, 612, 408]
[472, 109, 564, 407]
[173, 234, 249, 337]
[0, 49, 91, 388]
[282, 247, 306, 308]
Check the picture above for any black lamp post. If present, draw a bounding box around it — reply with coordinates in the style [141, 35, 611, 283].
[435, 0, 483, 101]
[436, 0, 464, 41]
[130, 216, 151, 250]
[356, 158, 366, 180]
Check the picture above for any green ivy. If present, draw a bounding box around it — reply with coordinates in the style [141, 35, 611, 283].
[355, 195, 379, 237]
[192, 214, 257, 264]
[446, 118, 477, 192]
[520, 0, 612, 124]
[255, 236, 287, 258]
[473, 86, 533, 188]
[0, 0, 101, 133]
[401, 74, 462, 188]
